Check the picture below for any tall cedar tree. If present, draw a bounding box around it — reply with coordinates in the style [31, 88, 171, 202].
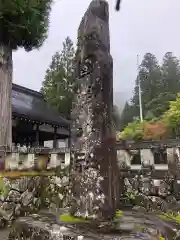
[0, 0, 52, 147]
[41, 37, 75, 119]
[161, 52, 180, 93]
[119, 101, 135, 129]
[41, 38, 120, 125]
[132, 53, 162, 119]
[145, 52, 180, 117]
[121, 52, 180, 128]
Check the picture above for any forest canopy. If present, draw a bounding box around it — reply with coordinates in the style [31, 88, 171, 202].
[118, 52, 180, 141]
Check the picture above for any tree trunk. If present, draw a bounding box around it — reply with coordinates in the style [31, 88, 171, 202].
[0, 44, 12, 149]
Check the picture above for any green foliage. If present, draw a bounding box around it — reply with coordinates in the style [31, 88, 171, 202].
[117, 121, 144, 140]
[163, 94, 180, 130]
[119, 101, 135, 129]
[132, 53, 161, 117]
[0, 0, 52, 50]
[145, 92, 176, 118]
[117, 118, 168, 141]
[161, 52, 180, 93]
[41, 37, 75, 118]
[121, 52, 180, 130]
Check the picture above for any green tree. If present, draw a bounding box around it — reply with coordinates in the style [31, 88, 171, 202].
[122, 52, 180, 130]
[0, 0, 52, 147]
[41, 37, 75, 118]
[117, 120, 144, 141]
[145, 92, 176, 118]
[163, 94, 180, 136]
[146, 52, 180, 117]
[132, 53, 162, 118]
[161, 52, 180, 93]
[119, 101, 135, 129]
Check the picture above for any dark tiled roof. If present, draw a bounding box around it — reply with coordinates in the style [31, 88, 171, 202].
[12, 84, 70, 127]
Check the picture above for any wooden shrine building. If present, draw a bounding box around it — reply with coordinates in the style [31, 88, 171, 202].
[12, 84, 70, 147]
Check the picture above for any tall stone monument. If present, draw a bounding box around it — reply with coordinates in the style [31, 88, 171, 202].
[70, 0, 121, 219]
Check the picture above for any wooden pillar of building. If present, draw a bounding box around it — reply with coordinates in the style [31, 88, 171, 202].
[53, 127, 57, 148]
[35, 124, 39, 147]
[12, 128, 17, 145]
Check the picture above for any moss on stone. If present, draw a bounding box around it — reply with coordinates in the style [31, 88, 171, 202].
[0, 171, 55, 178]
[159, 236, 165, 240]
[158, 213, 180, 224]
[60, 210, 123, 223]
[115, 210, 123, 217]
[59, 213, 89, 223]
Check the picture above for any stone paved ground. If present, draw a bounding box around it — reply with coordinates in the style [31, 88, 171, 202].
[7, 210, 180, 239]
[0, 229, 9, 239]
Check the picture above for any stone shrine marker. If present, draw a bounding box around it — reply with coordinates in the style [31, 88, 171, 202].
[70, 0, 121, 219]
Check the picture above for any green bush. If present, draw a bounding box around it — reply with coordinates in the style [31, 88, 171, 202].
[117, 121, 144, 141]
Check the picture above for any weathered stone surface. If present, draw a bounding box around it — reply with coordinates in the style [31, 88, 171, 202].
[6, 145, 180, 237]
[168, 147, 180, 177]
[0, 167, 69, 228]
[70, 0, 120, 219]
[20, 190, 34, 207]
[8, 212, 93, 240]
[7, 211, 180, 240]
[6, 190, 21, 202]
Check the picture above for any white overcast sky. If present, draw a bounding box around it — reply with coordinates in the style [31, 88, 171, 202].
[13, 0, 180, 100]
